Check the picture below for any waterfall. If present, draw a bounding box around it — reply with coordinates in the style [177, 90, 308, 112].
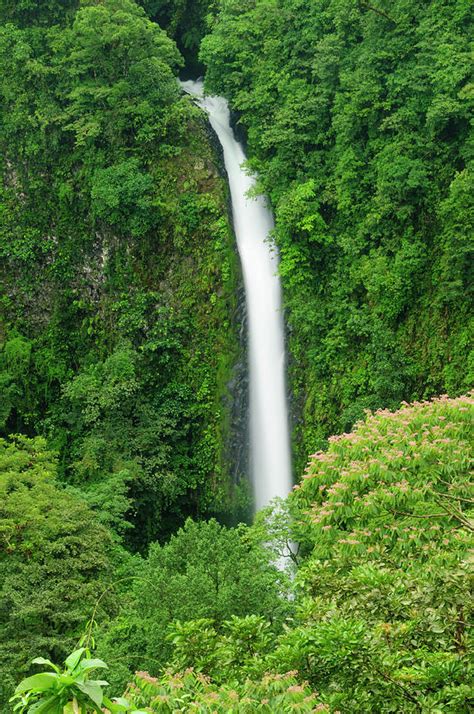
[181, 79, 292, 511]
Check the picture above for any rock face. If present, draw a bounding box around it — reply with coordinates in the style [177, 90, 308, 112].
[225, 281, 249, 493]
[0, 104, 244, 546]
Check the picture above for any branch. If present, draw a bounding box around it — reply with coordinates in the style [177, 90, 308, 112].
[286, 539, 301, 565]
[389, 510, 446, 519]
[373, 666, 421, 710]
[387, 506, 473, 530]
[435, 491, 474, 505]
[434, 476, 474, 503]
[433, 498, 474, 532]
[358, 1, 397, 24]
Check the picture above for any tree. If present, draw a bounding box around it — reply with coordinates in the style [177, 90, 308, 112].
[98, 518, 291, 689]
[274, 394, 474, 711]
[0, 0, 78, 27]
[90, 160, 155, 237]
[59, 0, 183, 151]
[0, 436, 115, 710]
[129, 669, 322, 712]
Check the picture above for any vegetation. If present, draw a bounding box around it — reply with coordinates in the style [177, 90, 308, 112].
[1, 0, 473, 711]
[96, 518, 290, 691]
[281, 393, 474, 711]
[125, 394, 471, 712]
[13, 655, 321, 712]
[8, 395, 473, 712]
[0, 436, 116, 707]
[201, 0, 473, 471]
[0, 0, 243, 552]
[138, 0, 218, 71]
[10, 648, 125, 714]
[127, 669, 321, 712]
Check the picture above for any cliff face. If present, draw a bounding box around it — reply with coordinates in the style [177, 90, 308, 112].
[200, 0, 474, 474]
[0, 0, 244, 550]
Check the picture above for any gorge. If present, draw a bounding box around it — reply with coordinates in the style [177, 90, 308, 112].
[0, 0, 472, 711]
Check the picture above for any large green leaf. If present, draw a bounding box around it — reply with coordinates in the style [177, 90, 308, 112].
[58, 675, 76, 687]
[31, 658, 60, 673]
[28, 695, 62, 714]
[65, 648, 86, 672]
[78, 658, 108, 672]
[63, 700, 81, 714]
[75, 681, 103, 707]
[15, 673, 58, 694]
[111, 698, 130, 707]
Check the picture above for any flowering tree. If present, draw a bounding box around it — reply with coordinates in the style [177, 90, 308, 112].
[127, 669, 323, 712]
[276, 393, 473, 711]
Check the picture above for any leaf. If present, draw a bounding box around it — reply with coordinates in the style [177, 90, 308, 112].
[15, 673, 58, 694]
[31, 658, 61, 673]
[63, 698, 81, 714]
[28, 695, 62, 714]
[77, 658, 108, 672]
[65, 648, 86, 672]
[103, 697, 129, 713]
[75, 681, 103, 707]
[58, 674, 76, 687]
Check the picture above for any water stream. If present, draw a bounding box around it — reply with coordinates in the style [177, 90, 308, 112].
[181, 79, 292, 510]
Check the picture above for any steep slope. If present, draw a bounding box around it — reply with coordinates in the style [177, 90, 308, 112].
[201, 0, 474, 472]
[0, 0, 243, 549]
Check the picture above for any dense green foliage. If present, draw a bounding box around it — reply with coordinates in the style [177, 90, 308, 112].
[0, 0, 242, 551]
[0, 436, 115, 708]
[128, 669, 321, 712]
[96, 518, 289, 690]
[138, 0, 217, 70]
[14, 652, 322, 712]
[129, 394, 473, 712]
[2, 1, 473, 711]
[0, 0, 78, 27]
[7, 395, 474, 712]
[281, 393, 474, 711]
[201, 0, 474, 471]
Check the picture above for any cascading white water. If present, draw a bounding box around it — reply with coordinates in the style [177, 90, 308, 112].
[181, 79, 292, 510]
